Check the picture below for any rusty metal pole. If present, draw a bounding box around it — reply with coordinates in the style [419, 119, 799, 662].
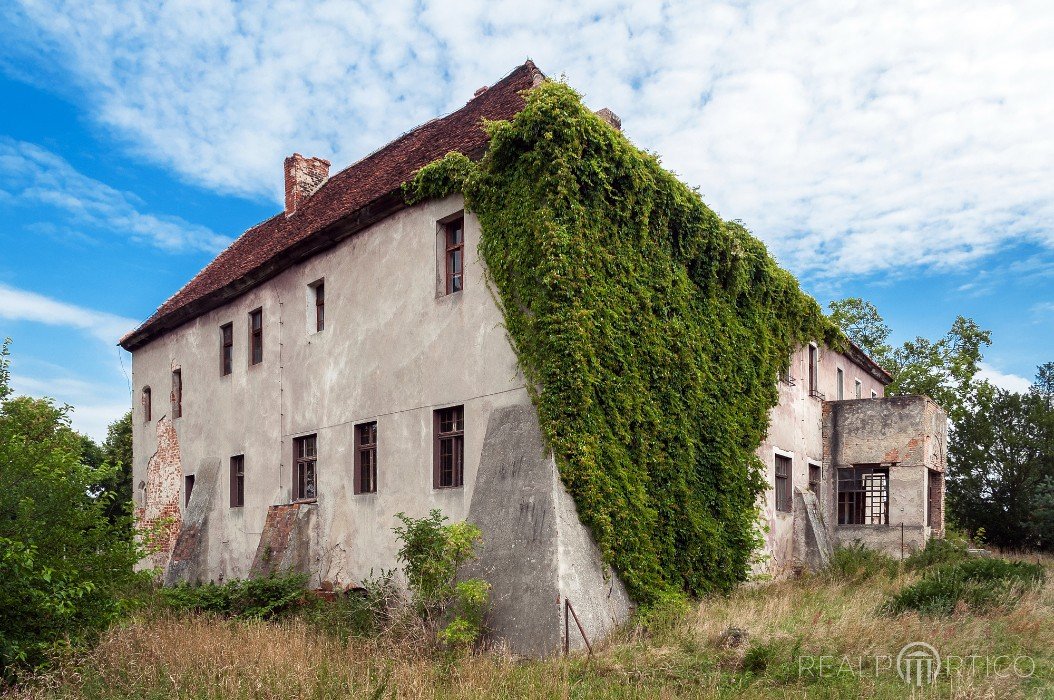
[563, 598, 569, 656]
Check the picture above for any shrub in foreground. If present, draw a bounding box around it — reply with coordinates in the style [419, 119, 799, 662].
[885, 558, 1045, 615]
[827, 542, 897, 581]
[160, 571, 310, 620]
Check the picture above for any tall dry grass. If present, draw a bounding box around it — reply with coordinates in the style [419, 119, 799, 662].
[8, 559, 1053, 699]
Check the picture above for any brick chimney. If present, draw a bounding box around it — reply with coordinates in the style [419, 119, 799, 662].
[284, 153, 330, 215]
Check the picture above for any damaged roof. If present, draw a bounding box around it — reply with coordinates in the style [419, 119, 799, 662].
[120, 60, 543, 351]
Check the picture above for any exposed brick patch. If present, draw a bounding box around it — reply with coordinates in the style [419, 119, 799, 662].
[251, 503, 306, 577]
[137, 416, 182, 569]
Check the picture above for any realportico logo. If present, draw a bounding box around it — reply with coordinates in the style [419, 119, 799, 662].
[797, 641, 1035, 685]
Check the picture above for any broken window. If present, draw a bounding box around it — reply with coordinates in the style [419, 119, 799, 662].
[836, 368, 844, 400]
[171, 369, 182, 418]
[927, 469, 942, 528]
[808, 345, 823, 399]
[809, 463, 821, 492]
[184, 474, 195, 508]
[293, 434, 317, 500]
[354, 421, 377, 494]
[311, 279, 325, 332]
[855, 379, 862, 399]
[837, 466, 889, 525]
[220, 323, 233, 376]
[249, 308, 263, 365]
[444, 218, 464, 294]
[774, 454, 792, 512]
[230, 455, 245, 508]
[142, 386, 151, 423]
[434, 406, 464, 488]
[871, 390, 878, 399]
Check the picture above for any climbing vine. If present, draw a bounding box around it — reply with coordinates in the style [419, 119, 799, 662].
[406, 81, 841, 604]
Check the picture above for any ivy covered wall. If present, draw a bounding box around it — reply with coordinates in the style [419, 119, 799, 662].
[406, 81, 841, 605]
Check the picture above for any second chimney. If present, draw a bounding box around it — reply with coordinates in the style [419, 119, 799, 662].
[284, 153, 330, 215]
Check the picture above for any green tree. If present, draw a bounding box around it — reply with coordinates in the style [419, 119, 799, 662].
[828, 298, 991, 422]
[97, 410, 133, 525]
[0, 340, 143, 674]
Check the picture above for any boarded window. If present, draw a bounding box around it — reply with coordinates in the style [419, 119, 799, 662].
[775, 454, 792, 512]
[311, 280, 325, 332]
[221, 323, 233, 375]
[142, 386, 151, 423]
[354, 422, 377, 494]
[444, 218, 464, 294]
[230, 455, 245, 508]
[434, 406, 464, 488]
[837, 466, 889, 525]
[293, 434, 317, 500]
[836, 368, 844, 400]
[249, 308, 263, 365]
[184, 474, 195, 508]
[927, 470, 942, 528]
[809, 463, 821, 492]
[171, 369, 182, 418]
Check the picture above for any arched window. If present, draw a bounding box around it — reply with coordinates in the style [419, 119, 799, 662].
[142, 386, 152, 423]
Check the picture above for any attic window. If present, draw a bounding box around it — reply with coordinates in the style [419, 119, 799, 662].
[311, 280, 325, 333]
[220, 323, 233, 376]
[444, 218, 465, 294]
[249, 308, 263, 365]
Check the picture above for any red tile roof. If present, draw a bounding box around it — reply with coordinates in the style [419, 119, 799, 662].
[120, 61, 543, 351]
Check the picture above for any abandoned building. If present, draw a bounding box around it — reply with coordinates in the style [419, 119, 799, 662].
[120, 61, 947, 656]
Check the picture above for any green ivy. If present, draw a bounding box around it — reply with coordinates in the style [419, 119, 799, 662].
[406, 81, 841, 604]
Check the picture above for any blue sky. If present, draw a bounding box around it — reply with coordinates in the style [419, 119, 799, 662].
[0, 1, 1051, 440]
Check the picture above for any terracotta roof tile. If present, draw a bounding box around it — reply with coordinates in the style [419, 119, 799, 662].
[121, 61, 542, 350]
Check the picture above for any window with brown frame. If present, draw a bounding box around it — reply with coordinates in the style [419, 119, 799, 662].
[927, 470, 942, 528]
[249, 308, 263, 365]
[354, 422, 377, 494]
[293, 434, 317, 500]
[221, 323, 233, 375]
[808, 345, 823, 399]
[311, 280, 325, 332]
[774, 454, 792, 512]
[434, 406, 464, 488]
[171, 369, 182, 418]
[837, 466, 889, 525]
[184, 474, 195, 508]
[809, 463, 821, 492]
[230, 455, 245, 508]
[444, 218, 464, 294]
[141, 386, 151, 423]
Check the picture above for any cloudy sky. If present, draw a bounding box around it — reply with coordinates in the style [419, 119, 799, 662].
[1, 0, 1051, 439]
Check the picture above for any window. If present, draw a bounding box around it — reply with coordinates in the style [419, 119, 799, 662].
[836, 368, 844, 400]
[809, 463, 821, 492]
[778, 362, 794, 385]
[230, 455, 245, 508]
[434, 406, 464, 488]
[871, 390, 878, 399]
[444, 218, 465, 294]
[855, 379, 862, 399]
[927, 470, 942, 528]
[837, 466, 889, 525]
[221, 323, 233, 375]
[808, 345, 823, 399]
[774, 454, 792, 512]
[249, 308, 263, 365]
[142, 386, 152, 423]
[184, 474, 195, 508]
[293, 435, 317, 500]
[171, 369, 182, 418]
[354, 422, 377, 494]
[311, 280, 325, 332]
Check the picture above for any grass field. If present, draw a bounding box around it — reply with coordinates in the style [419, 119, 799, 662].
[8, 553, 1053, 699]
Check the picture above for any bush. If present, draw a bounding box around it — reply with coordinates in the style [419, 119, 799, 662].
[302, 569, 401, 641]
[904, 536, 969, 571]
[632, 588, 691, 637]
[885, 558, 1045, 615]
[393, 510, 490, 650]
[827, 542, 896, 581]
[160, 571, 310, 620]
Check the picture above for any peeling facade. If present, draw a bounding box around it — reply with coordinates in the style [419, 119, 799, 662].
[121, 61, 946, 656]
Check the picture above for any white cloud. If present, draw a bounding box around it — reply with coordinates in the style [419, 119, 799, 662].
[0, 282, 138, 345]
[2, 1, 1053, 279]
[10, 373, 129, 442]
[976, 362, 1033, 394]
[0, 138, 230, 253]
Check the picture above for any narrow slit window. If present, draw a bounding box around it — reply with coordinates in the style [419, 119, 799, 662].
[142, 386, 152, 423]
[774, 454, 792, 512]
[312, 280, 325, 332]
[836, 368, 844, 400]
[434, 406, 464, 488]
[837, 466, 889, 525]
[171, 369, 182, 418]
[184, 474, 195, 508]
[249, 309, 263, 365]
[444, 218, 464, 294]
[230, 455, 245, 508]
[808, 345, 822, 399]
[221, 323, 233, 376]
[354, 422, 377, 494]
[293, 434, 317, 500]
[855, 379, 862, 399]
[809, 463, 821, 492]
